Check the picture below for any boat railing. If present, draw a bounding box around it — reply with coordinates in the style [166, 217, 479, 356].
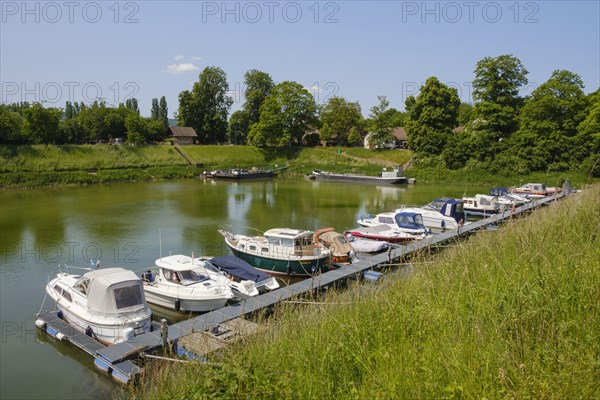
[57, 264, 95, 275]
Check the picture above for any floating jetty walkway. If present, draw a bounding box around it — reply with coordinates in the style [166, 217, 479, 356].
[36, 191, 567, 384]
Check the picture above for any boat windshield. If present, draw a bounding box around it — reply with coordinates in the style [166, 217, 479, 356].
[179, 269, 210, 285]
[395, 214, 424, 229]
[113, 284, 144, 310]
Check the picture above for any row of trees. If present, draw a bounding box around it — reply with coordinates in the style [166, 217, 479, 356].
[403, 55, 599, 174]
[176, 67, 409, 147]
[0, 97, 169, 145]
[1, 55, 597, 175]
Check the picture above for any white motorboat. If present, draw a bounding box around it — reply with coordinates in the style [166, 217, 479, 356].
[45, 267, 152, 345]
[141, 255, 234, 312]
[154, 254, 260, 298]
[345, 224, 430, 243]
[462, 194, 501, 216]
[346, 235, 389, 253]
[206, 255, 280, 294]
[357, 211, 430, 234]
[352, 211, 432, 243]
[395, 198, 465, 233]
[510, 183, 548, 198]
[490, 187, 531, 207]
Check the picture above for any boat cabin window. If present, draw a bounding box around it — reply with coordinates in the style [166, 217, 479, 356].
[395, 214, 424, 229]
[294, 236, 312, 249]
[267, 237, 281, 245]
[249, 245, 257, 251]
[480, 198, 490, 205]
[54, 284, 72, 302]
[179, 269, 209, 284]
[73, 277, 89, 295]
[261, 247, 269, 253]
[114, 284, 144, 309]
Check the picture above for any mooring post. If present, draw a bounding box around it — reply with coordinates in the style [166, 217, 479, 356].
[160, 318, 168, 348]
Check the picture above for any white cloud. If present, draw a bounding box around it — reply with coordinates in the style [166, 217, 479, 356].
[174, 54, 185, 61]
[191, 56, 202, 61]
[165, 63, 200, 74]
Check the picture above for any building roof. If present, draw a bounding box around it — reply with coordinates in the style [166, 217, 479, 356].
[167, 126, 198, 137]
[452, 126, 465, 133]
[391, 127, 408, 141]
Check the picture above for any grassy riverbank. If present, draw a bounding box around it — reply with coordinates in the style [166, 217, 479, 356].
[125, 185, 600, 399]
[0, 144, 594, 189]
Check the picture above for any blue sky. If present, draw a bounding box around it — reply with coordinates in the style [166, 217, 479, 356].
[1, 1, 598, 118]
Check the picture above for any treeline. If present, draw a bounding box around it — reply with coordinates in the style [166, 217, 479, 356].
[1, 55, 598, 176]
[404, 55, 599, 176]
[0, 97, 169, 145]
[179, 56, 598, 178]
[178, 67, 406, 147]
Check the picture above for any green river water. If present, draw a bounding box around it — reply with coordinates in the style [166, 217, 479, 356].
[0, 177, 486, 399]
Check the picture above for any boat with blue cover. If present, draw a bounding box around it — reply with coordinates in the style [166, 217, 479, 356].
[394, 198, 465, 233]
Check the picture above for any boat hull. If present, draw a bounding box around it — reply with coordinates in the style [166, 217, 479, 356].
[228, 248, 331, 277]
[143, 287, 230, 312]
[463, 208, 500, 217]
[344, 230, 418, 243]
[313, 172, 407, 184]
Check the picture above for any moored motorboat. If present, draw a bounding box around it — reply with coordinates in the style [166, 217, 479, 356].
[490, 187, 531, 207]
[510, 183, 548, 198]
[350, 211, 431, 243]
[45, 267, 152, 345]
[462, 194, 501, 216]
[219, 227, 333, 277]
[204, 168, 277, 180]
[356, 211, 431, 235]
[314, 227, 358, 263]
[346, 235, 389, 253]
[395, 198, 465, 233]
[207, 255, 280, 293]
[345, 224, 431, 243]
[310, 167, 410, 184]
[141, 255, 234, 312]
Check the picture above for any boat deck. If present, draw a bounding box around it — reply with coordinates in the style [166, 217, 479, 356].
[37, 191, 566, 384]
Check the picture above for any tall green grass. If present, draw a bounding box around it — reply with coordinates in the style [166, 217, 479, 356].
[127, 185, 600, 399]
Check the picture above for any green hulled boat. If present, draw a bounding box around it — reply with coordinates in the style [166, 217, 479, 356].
[219, 227, 333, 277]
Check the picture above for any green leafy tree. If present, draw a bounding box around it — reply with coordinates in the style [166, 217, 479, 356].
[177, 67, 233, 143]
[577, 90, 600, 176]
[319, 96, 364, 146]
[513, 70, 589, 171]
[124, 112, 146, 144]
[227, 110, 250, 144]
[0, 105, 26, 144]
[381, 108, 406, 128]
[471, 54, 528, 159]
[457, 102, 474, 126]
[64, 101, 76, 120]
[22, 103, 62, 144]
[366, 96, 396, 148]
[347, 126, 363, 147]
[159, 96, 169, 129]
[151, 98, 160, 120]
[125, 98, 140, 115]
[248, 81, 317, 146]
[405, 77, 460, 155]
[243, 69, 274, 127]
